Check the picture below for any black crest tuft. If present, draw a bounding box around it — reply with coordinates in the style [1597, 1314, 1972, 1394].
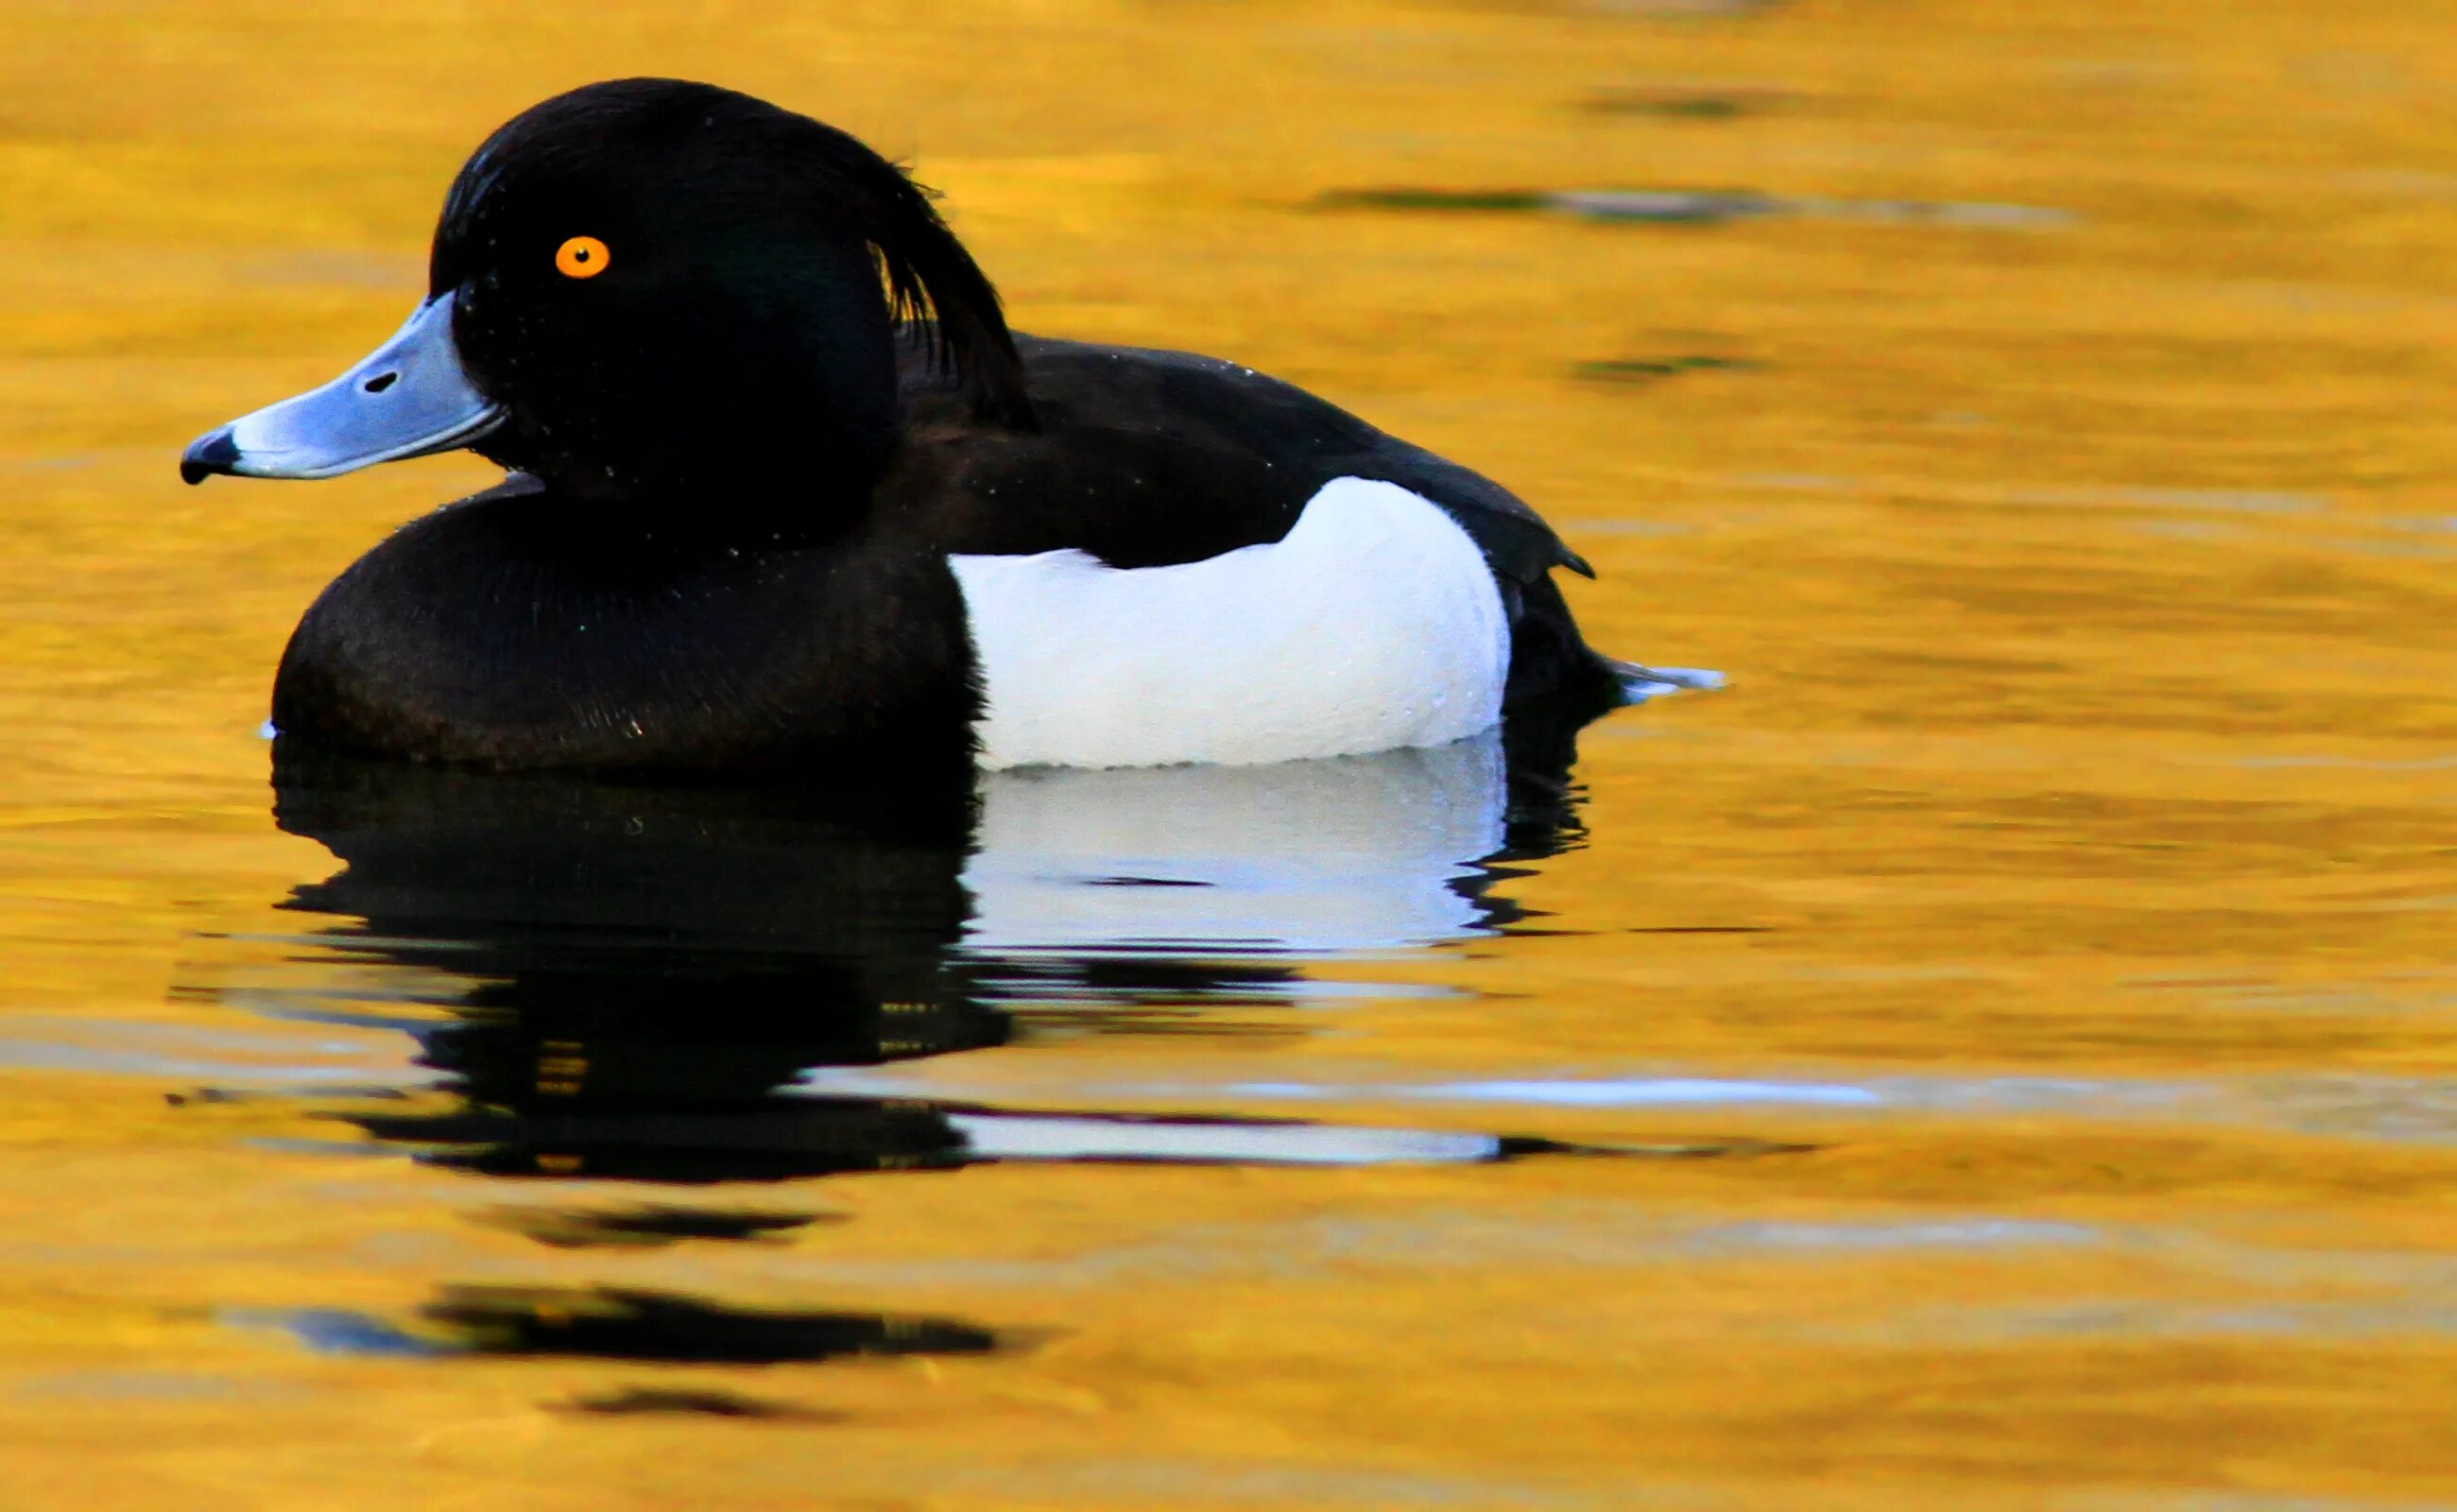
[747, 98, 1039, 429]
[857, 159, 1040, 431]
[696, 84, 1040, 430]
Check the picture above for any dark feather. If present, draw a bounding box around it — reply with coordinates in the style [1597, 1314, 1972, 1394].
[775, 119, 1038, 430]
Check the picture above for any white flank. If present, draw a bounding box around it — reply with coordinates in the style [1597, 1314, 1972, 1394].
[950, 476, 1508, 769]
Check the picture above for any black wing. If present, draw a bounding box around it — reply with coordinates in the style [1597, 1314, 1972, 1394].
[882, 335, 1617, 704]
[886, 335, 1589, 579]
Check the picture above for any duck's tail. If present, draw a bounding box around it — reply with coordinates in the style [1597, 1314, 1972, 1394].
[1501, 573, 1722, 713]
[1606, 660, 1726, 704]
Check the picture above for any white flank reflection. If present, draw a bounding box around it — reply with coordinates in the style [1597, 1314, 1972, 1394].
[945, 1112, 1503, 1166]
[962, 730, 1509, 955]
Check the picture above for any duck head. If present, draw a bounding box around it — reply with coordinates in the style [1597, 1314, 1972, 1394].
[181, 78, 1032, 514]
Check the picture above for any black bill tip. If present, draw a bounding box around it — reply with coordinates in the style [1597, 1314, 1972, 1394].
[180, 427, 240, 486]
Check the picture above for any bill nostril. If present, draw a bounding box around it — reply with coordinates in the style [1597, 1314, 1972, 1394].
[363, 371, 400, 394]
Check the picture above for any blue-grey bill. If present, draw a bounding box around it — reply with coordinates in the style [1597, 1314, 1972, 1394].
[179, 292, 504, 484]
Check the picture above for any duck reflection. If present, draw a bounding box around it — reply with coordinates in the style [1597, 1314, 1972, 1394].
[232, 1283, 1009, 1366]
[251, 707, 1593, 1184]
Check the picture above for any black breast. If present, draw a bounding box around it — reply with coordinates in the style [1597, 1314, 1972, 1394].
[270, 477, 981, 782]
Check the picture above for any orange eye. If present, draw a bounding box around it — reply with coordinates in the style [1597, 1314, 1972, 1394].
[555, 235, 610, 279]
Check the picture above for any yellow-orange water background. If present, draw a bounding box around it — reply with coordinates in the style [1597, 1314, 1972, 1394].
[3, 0, 2457, 1506]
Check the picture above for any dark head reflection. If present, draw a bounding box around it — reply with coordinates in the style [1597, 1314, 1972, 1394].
[235, 1284, 1009, 1366]
[260, 707, 1592, 1182]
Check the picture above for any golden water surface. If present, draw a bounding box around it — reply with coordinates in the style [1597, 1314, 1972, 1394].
[4, 1, 2456, 1506]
